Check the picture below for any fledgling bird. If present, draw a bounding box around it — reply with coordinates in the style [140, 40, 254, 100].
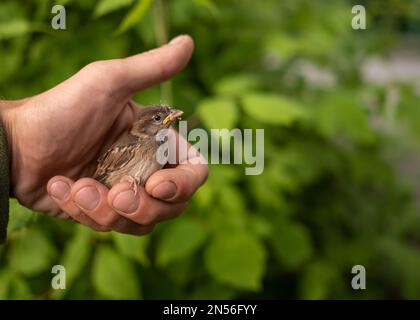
[93, 105, 183, 194]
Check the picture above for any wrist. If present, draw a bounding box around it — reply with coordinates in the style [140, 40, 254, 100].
[0, 100, 13, 161]
[0, 100, 10, 242]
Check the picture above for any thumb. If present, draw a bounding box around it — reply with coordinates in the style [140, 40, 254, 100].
[118, 35, 194, 97]
[63, 35, 193, 106]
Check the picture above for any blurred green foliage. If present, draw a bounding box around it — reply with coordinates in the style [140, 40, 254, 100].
[1, 0, 420, 299]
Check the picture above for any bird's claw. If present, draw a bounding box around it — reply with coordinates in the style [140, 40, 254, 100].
[120, 175, 139, 196]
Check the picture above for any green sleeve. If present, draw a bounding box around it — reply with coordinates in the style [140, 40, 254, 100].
[0, 122, 9, 243]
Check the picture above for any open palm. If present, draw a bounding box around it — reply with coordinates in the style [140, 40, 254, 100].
[1, 35, 208, 235]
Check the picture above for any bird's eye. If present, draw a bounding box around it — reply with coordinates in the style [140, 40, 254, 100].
[153, 115, 162, 122]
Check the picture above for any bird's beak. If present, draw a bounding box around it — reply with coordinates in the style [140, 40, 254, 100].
[163, 109, 184, 125]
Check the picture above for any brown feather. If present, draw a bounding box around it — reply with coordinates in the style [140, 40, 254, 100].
[93, 105, 183, 189]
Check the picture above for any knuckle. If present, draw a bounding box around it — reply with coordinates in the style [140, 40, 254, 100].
[68, 210, 85, 222]
[105, 59, 125, 82]
[135, 211, 157, 226]
[81, 59, 124, 91]
[81, 60, 105, 75]
[133, 196, 158, 225]
[72, 177, 95, 189]
[94, 213, 118, 228]
[83, 60, 111, 73]
[55, 211, 71, 220]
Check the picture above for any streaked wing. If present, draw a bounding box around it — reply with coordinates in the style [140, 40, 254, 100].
[93, 141, 138, 183]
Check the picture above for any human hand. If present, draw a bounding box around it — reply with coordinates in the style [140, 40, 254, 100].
[0, 35, 208, 235]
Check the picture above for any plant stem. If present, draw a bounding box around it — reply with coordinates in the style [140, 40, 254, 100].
[153, 0, 172, 105]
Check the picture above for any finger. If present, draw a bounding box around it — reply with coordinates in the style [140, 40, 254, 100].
[110, 219, 156, 236]
[71, 35, 193, 105]
[108, 182, 187, 225]
[47, 176, 110, 232]
[145, 164, 208, 203]
[119, 35, 194, 97]
[69, 178, 151, 234]
[145, 131, 208, 203]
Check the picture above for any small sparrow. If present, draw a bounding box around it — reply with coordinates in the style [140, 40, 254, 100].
[93, 105, 183, 194]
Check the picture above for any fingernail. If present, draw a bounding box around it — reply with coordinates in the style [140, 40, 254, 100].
[112, 190, 139, 214]
[49, 181, 70, 200]
[74, 186, 100, 211]
[151, 181, 177, 200]
[169, 35, 186, 46]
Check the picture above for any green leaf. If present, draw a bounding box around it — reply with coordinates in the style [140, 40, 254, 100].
[0, 19, 30, 40]
[249, 216, 273, 239]
[263, 33, 300, 60]
[94, 0, 134, 18]
[193, 0, 219, 17]
[214, 74, 260, 96]
[9, 276, 32, 299]
[9, 228, 56, 276]
[190, 282, 236, 300]
[208, 165, 241, 184]
[197, 98, 239, 129]
[216, 186, 247, 230]
[116, 0, 152, 34]
[299, 261, 339, 299]
[272, 223, 313, 269]
[61, 226, 92, 281]
[193, 182, 214, 209]
[204, 232, 266, 291]
[219, 186, 246, 215]
[92, 245, 141, 299]
[313, 91, 375, 143]
[0, 42, 23, 84]
[52, 226, 92, 299]
[157, 219, 206, 267]
[8, 199, 38, 233]
[0, 269, 11, 299]
[376, 238, 420, 298]
[0, 269, 30, 299]
[242, 93, 306, 125]
[113, 233, 150, 266]
[165, 258, 194, 287]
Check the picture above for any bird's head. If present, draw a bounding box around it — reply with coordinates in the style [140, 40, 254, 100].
[130, 105, 184, 137]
